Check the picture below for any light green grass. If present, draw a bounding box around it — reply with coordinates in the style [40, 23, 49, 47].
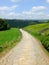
[24, 22, 49, 54]
[24, 23, 49, 32]
[0, 28, 22, 57]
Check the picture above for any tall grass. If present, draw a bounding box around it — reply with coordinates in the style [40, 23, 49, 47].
[0, 28, 21, 57]
[24, 22, 49, 52]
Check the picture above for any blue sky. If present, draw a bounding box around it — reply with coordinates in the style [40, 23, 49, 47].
[0, 0, 49, 19]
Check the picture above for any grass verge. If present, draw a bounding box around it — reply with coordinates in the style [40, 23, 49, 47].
[24, 22, 49, 55]
[0, 28, 22, 58]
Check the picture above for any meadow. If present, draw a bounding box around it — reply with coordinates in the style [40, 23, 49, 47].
[0, 28, 21, 57]
[24, 22, 49, 52]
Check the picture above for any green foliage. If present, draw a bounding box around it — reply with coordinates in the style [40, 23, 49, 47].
[0, 28, 21, 53]
[5, 19, 43, 28]
[24, 22, 49, 52]
[0, 19, 10, 31]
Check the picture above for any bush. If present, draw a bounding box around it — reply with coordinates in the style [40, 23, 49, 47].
[0, 19, 10, 31]
[0, 46, 3, 52]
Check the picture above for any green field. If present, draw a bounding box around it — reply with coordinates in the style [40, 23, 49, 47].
[0, 28, 21, 57]
[24, 22, 49, 52]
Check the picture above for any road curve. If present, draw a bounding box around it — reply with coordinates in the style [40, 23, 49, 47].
[0, 29, 49, 65]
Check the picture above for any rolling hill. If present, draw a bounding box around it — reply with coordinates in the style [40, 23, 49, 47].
[24, 22, 49, 52]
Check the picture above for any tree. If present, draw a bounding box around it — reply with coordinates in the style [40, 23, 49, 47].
[0, 19, 10, 31]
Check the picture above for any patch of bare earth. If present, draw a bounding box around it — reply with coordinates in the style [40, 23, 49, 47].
[0, 29, 49, 65]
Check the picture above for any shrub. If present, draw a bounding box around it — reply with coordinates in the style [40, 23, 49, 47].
[0, 19, 10, 31]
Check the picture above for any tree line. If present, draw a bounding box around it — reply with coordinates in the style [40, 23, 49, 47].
[0, 19, 49, 31]
[5, 19, 43, 28]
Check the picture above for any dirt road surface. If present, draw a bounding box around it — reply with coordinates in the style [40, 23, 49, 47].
[0, 29, 49, 65]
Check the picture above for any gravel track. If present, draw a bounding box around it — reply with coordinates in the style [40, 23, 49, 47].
[0, 29, 49, 65]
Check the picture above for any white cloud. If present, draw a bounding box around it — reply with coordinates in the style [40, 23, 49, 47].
[22, 6, 46, 16]
[10, 0, 20, 2]
[0, 5, 48, 19]
[0, 5, 18, 11]
[22, 11, 32, 15]
[32, 6, 46, 12]
[8, 12, 16, 16]
[0, 11, 48, 19]
[46, 0, 49, 3]
[21, 6, 47, 19]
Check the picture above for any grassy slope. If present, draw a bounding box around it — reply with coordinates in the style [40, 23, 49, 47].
[24, 22, 49, 53]
[0, 28, 22, 57]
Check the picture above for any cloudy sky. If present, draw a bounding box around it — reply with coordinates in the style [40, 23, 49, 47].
[0, 0, 49, 19]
